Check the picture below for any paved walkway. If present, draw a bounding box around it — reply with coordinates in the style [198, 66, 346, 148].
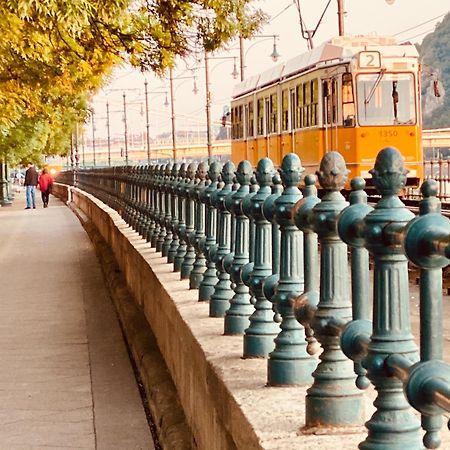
[0, 189, 154, 449]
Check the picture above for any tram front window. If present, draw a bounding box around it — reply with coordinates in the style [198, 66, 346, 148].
[357, 73, 415, 126]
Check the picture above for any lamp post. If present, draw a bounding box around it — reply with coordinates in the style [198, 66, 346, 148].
[168, 69, 198, 161]
[81, 131, 85, 167]
[104, 88, 141, 166]
[239, 34, 280, 81]
[204, 52, 239, 160]
[122, 92, 129, 166]
[91, 109, 96, 166]
[144, 80, 168, 164]
[106, 101, 111, 166]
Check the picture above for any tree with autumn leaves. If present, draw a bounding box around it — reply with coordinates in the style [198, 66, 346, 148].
[0, 0, 265, 166]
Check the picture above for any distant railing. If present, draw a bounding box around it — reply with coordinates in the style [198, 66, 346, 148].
[58, 146, 450, 449]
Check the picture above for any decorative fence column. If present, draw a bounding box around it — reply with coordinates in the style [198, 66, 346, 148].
[394, 179, 450, 449]
[145, 166, 156, 243]
[122, 165, 132, 224]
[295, 152, 364, 430]
[156, 164, 169, 252]
[168, 164, 183, 264]
[339, 147, 421, 449]
[224, 160, 253, 335]
[173, 164, 188, 272]
[337, 177, 372, 389]
[293, 174, 320, 354]
[198, 161, 221, 301]
[180, 163, 197, 279]
[267, 154, 317, 386]
[262, 174, 283, 324]
[150, 165, 161, 248]
[162, 164, 174, 257]
[243, 158, 280, 358]
[190, 162, 208, 289]
[209, 162, 235, 317]
[135, 166, 145, 236]
[138, 166, 150, 238]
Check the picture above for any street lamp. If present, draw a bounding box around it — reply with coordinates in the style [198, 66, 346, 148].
[203, 52, 239, 160]
[105, 88, 140, 166]
[91, 109, 96, 166]
[168, 69, 198, 160]
[239, 34, 280, 81]
[144, 79, 168, 164]
[106, 101, 111, 166]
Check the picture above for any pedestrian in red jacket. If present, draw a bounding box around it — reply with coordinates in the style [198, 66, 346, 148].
[38, 168, 54, 208]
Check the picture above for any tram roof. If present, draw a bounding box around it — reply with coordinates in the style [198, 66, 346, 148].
[232, 35, 419, 98]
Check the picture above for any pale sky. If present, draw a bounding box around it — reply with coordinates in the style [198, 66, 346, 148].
[89, 0, 449, 141]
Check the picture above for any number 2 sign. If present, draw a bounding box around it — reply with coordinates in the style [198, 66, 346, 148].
[358, 51, 381, 69]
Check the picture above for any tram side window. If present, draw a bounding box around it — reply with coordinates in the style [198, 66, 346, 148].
[296, 84, 303, 129]
[237, 105, 244, 139]
[270, 93, 278, 133]
[311, 79, 319, 126]
[290, 88, 296, 130]
[282, 89, 289, 131]
[248, 101, 254, 137]
[303, 82, 310, 127]
[231, 107, 235, 139]
[342, 73, 355, 127]
[257, 98, 264, 135]
[331, 79, 338, 124]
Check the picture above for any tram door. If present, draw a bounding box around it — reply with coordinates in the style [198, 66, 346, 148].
[322, 78, 339, 152]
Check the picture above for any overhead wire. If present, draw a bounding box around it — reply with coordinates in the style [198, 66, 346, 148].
[393, 13, 447, 36]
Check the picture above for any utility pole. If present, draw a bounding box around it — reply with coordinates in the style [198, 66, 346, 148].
[144, 80, 151, 164]
[204, 51, 212, 161]
[91, 110, 96, 166]
[239, 35, 245, 81]
[106, 101, 111, 167]
[337, 0, 345, 36]
[123, 92, 129, 166]
[169, 67, 177, 161]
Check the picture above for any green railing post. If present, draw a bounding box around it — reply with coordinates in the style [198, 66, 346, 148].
[295, 152, 365, 430]
[243, 158, 279, 358]
[209, 161, 235, 317]
[146, 166, 156, 243]
[150, 165, 161, 248]
[198, 161, 222, 301]
[180, 163, 197, 280]
[162, 164, 174, 257]
[224, 160, 253, 335]
[189, 162, 208, 289]
[156, 164, 169, 252]
[168, 164, 182, 264]
[339, 147, 421, 449]
[173, 164, 190, 272]
[267, 154, 317, 386]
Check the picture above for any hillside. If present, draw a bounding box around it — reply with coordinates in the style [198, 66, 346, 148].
[418, 12, 450, 128]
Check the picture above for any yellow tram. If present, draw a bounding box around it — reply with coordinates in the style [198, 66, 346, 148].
[230, 35, 423, 186]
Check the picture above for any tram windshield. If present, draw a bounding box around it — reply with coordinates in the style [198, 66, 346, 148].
[356, 73, 416, 126]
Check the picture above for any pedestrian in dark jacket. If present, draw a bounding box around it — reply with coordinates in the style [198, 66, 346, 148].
[38, 168, 53, 208]
[24, 163, 38, 209]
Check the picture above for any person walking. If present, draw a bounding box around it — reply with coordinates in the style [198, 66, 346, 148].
[38, 168, 53, 208]
[24, 163, 38, 209]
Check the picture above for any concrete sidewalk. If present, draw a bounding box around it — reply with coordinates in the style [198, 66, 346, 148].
[0, 191, 154, 449]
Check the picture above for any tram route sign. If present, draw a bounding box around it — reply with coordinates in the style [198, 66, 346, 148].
[358, 51, 381, 69]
